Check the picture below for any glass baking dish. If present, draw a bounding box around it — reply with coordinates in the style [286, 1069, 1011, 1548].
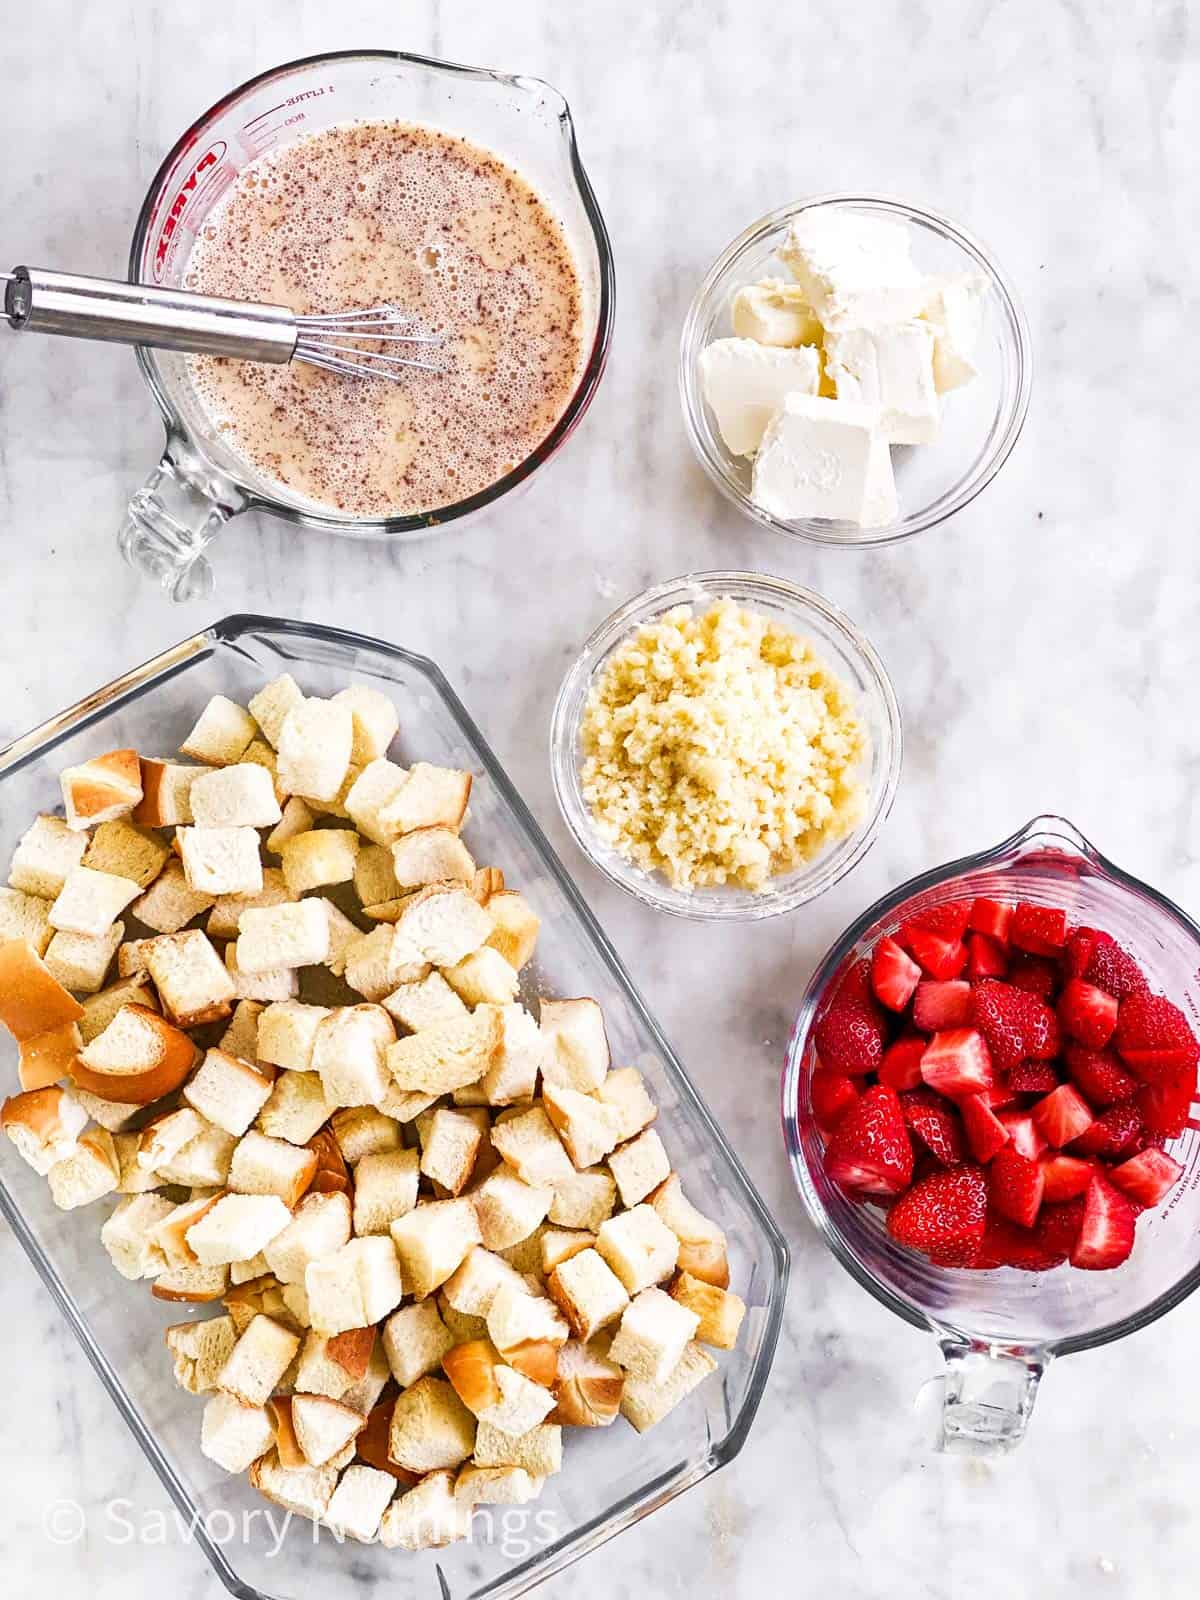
[0, 614, 788, 1600]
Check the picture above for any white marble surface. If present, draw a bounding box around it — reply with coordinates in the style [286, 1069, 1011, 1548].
[2, 1, 1199, 1596]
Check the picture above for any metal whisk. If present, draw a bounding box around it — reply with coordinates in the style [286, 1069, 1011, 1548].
[2, 265, 443, 381]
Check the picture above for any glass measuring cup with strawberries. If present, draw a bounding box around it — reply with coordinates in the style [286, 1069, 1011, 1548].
[783, 815, 1200, 1453]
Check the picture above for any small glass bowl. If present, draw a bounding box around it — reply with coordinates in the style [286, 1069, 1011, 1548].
[679, 193, 1032, 547]
[549, 571, 902, 920]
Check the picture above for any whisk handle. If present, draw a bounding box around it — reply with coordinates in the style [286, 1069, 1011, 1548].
[4, 266, 298, 362]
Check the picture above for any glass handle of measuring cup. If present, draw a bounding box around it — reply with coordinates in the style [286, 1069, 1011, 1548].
[118, 432, 246, 602]
[931, 1338, 1047, 1454]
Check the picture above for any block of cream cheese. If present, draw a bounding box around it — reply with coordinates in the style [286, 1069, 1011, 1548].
[730, 278, 823, 348]
[698, 338, 821, 456]
[824, 321, 940, 444]
[780, 211, 926, 331]
[751, 393, 898, 528]
[919, 271, 990, 392]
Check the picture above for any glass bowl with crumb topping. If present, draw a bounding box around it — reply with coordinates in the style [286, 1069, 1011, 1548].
[678, 194, 1031, 548]
[550, 571, 902, 920]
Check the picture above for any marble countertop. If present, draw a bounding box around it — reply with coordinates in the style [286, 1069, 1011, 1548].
[3, 2, 1199, 1596]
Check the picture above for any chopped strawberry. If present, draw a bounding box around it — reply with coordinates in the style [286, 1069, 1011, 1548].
[1109, 1147, 1184, 1208]
[912, 980, 973, 1032]
[968, 897, 1013, 944]
[1007, 954, 1060, 999]
[983, 1083, 1021, 1111]
[997, 1111, 1047, 1160]
[814, 961, 887, 1076]
[1070, 1103, 1144, 1159]
[1006, 1061, 1061, 1094]
[920, 1028, 995, 1099]
[823, 1084, 913, 1195]
[976, 1213, 1066, 1271]
[1040, 1153, 1095, 1202]
[886, 1165, 987, 1264]
[1069, 1176, 1136, 1270]
[810, 1068, 860, 1133]
[972, 981, 1059, 1072]
[1063, 928, 1097, 978]
[900, 900, 972, 944]
[988, 1147, 1045, 1227]
[870, 935, 922, 1014]
[878, 1036, 927, 1092]
[1057, 978, 1119, 1050]
[966, 933, 1008, 981]
[1064, 1043, 1138, 1107]
[1035, 1195, 1087, 1257]
[1032, 1084, 1095, 1149]
[1077, 929, 1148, 999]
[1010, 902, 1068, 956]
[1136, 1075, 1195, 1138]
[1114, 992, 1200, 1082]
[900, 1089, 966, 1167]
[960, 1093, 1011, 1164]
[904, 927, 968, 981]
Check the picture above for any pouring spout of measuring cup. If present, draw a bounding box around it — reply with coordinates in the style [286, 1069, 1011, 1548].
[118, 432, 246, 602]
[919, 1338, 1047, 1455]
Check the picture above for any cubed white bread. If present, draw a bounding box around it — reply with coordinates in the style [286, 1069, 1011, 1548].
[230, 1251, 271, 1285]
[607, 1128, 671, 1209]
[486, 1283, 568, 1354]
[542, 1081, 622, 1171]
[60, 748, 143, 829]
[9, 814, 87, 898]
[215, 1311, 303, 1405]
[338, 1342, 392, 1417]
[311, 1005, 394, 1107]
[200, 1391, 275, 1473]
[217, 999, 263, 1063]
[345, 924, 429, 1003]
[224, 943, 298, 1004]
[207, 867, 294, 941]
[145, 929, 237, 1027]
[238, 739, 288, 806]
[478, 1364, 556, 1437]
[331, 684, 399, 764]
[49, 867, 139, 937]
[438, 1297, 489, 1344]
[294, 1327, 377, 1400]
[133, 759, 200, 828]
[472, 1420, 562, 1478]
[379, 762, 472, 837]
[254, 1000, 327, 1074]
[131, 859, 214, 935]
[382, 1298, 457, 1387]
[382, 971, 466, 1032]
[596, 1204, 679, 1294]
[152, 1122, 237, 1188]
[86, 1098, 144, 1148]
[236, 899, 331, 974]
[552, 1337, 624, 1427]
[185, 1194, 293, 1266]
[496, 1229, 547, 1278]
[343, 760, 408, 847]
[539, 998, 610, 1093]
[305, 1236, 405, 1333]
[353, 842, 400, 907]
[249, 674, 306, 749]
[323, 1463, 395, 1543]
[177, 827, 263, 898]
[390, 827, 475, 892]
[454, 1464, 542, 1506]
[395, 884, 491, 967]
[442, 1247, 529, 1320]
[388, 1376, 477, 1473]
[331, 1104, 401, 1165]
[353, 1147, 420, 1236]
[619, 1341, 717, 1433]
[266, 796, 315, 856]
[442, 947, 519, 1010]
[608, 1286, 700, 1384]
[540, 1228, 595, 1275]
[308, 766, 363, 822]
[547, 1248, 629, 1342]
[595, 1067, 657, 1144]
[181, 697, 258, 766]
[248, 1448, 339, 1520]
[649, 1173, 729, 1287]
[2, 1085, 89, 1174]
[484, 892, 540, 970]
[379, 1469, 471, 1551]
[47, 1127, 120, 1208]
[290, 1394, 365, 1469]
[669, 1271, 746, 1349]
[257, 1070, 333, 1144]
[276, 699, 354, 803]
[0, 889, 53, 955]
[279, 829, 360, 896]
[471, 866, 505, 906]
[264, 1190, 352, 1284]
[473, 1166, 553, 1251]
[229, 1129, 318, 1206]
[390, 1197, 482, 1299]
[182, 1049, 273, 1136]
[73, 1002, 198, 1107]
[478, 1004, 544, 1107]
[165, 1313, 238, 1393]
[82, 820, 169, 889]
[17, 1019, 82, 1092]
[319, 900, 361, 978]
[420, 1108, 483, 1195]
[43, 922, 124, 994]
[489, 1106, 573, 1188]
[151, 1260, 230, 1302]
[79, 975, 156, 1045]
[100, 1192, 175, 1279]
[376, 1083, 440, 1124]
[386, 1007, 501, 1096]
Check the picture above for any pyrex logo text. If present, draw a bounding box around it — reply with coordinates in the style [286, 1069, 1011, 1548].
[153, 141, 226, 281]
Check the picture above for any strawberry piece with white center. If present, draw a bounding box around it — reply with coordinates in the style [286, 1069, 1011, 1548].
[920, 1028, 994, 1099]
[988, 1146, 1045, 1228]
[966, 933, 1008, 981]
[1109, 1147, 1185, 1208]
[1069, 1175, 1136, 1270]
[912, 980, 972, 1032]
[997, 1110, 1047, 1160]
[967, 897, 1013, 945]
[870, 935, 922, 1013]
[960, 1093, 1010, 1163]
[1032, 1083, 1095, 1149]
[1057, 978, 1119, 1050]
[878, 1036, 927, 1091]
[823, 1083, 913, 1195]
[885, 1165, 987, 1265]
[1040, 1153, 1095, 1202]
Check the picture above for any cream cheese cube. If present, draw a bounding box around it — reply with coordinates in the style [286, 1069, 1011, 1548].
[824, 322, 940, 444]
[919, 271, 990, 392]
[751, 393, 898, 529]
[730, 278, 823, 348]
[780, 211, 926, 331]
[697, 338, 820, 456]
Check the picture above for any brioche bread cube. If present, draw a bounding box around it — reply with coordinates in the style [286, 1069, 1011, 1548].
[486, 1283, 568, 1354]
[608, 1128, 671, 1209]
[266, 796, 315, 856]
[249, 674, 306, 748]
[2, 1085, 89, 1174]
[82, 819, 169, 889]
[331, 1105, 401, 1165]
[345, 760, 409, 846]
[649, 1174, 729, 1287]
[224, 943, 298, 1004]
[421, 1108, 484, 1195]
[133, 759, 200, 827]
[390, 826, 475, 890]
[608, 1286, 700, 1384]
[201, 1391, 275, 1473]
[79, 975, 155, 1045]
[183, 1049, 272, 1135]
[345, 924, 429, 1003]
[131, 859, 214, 935]
[185, 1194, 292, 1267]
[540, 1228, 595, 1275]
[547, 1247, 629, 1341]
[19, 1020, 85, 1091]
[323, 1462, 394, 1543]
[276, 699, 354, 803]
[552, 1337, 624, 1427]
[337, 1340, 391, 1416]
[137, 1106, 208, 1173]
[256, 1000, 329, 1073]
[306, 1236, 405, 1333]
[539, 998, 610, 1093]
[257, 1069, 332, 1144]
[379, 1469, 471, 1551]
[386, 1008, 501, 1095]
[595, 1067, 657, 1144]
[596, 1205, 679, 1295]
[354, 841, 401, 906]
[312, 1004, 395, 1107]
[498, 1227, 550, 1278]
[43, 922, 124, 994]
[438, 1297, 489, 1345]
[291, 1393, 365, 1469]
[178, 827, 263, 897]
[318, 899, 361, 978]
[471, 866, 505, 906]
[165, 1313, 237, 1393]
[216, 1312, 302, 1407]
[181, 697, 257, 766]
[443, 948, 519, 1010]
[9, 814, 87, 898]
[454, 1464, 542, 1506]
[0, 889, 53, 955]
[237, 738, 288, 804]
[390, 1197, 482, 1299]
[151, 1260, 230, 1303]
[237, 899, 331, 973]
[73, 1002, 197, 1106]
[376, 1083, 440, 1124]
[49, 867, 139, 937]
[442, 1246, 530, 1320]
[477, 1003, 540, 1107]
[542, 1081, 622, 1171]
[490, 1105, 574, 1187]
[353, 1147, 420, 1236]
[382, 1299, 457, 1387]
[229, 1129, 318, 1205]
[47, 1126, 120, 1208]
[620, 1341, 717, 1433]
[472, 1419, 561, 1478]
[145, 928, 237, 1027]
[207, 866, 294, 941]
[215, 999, 262, 1064]
[473, 1166, 553, 1251]
[396, 884, 491, 967]
[60, 749, 143, 829]
[332, 684, 399, 764]
[153, 1121, 237, 1188]
[279, 829, 360, 896]
[110, 1126, 159, 1186]
[484, 892, 540, 970]
[379, 762, 472, 837]
[293, 1328, 371, 1400]
[669, 1271, 746, 1349]
[0, 941, 83, 1043]
[248, 1447, 338, 1519]
[382, 971, 466, 1032]
[478, 1364, 555, 1437]
[229, 1251, 271, 1285]
[389, 1376, 477, 1473]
